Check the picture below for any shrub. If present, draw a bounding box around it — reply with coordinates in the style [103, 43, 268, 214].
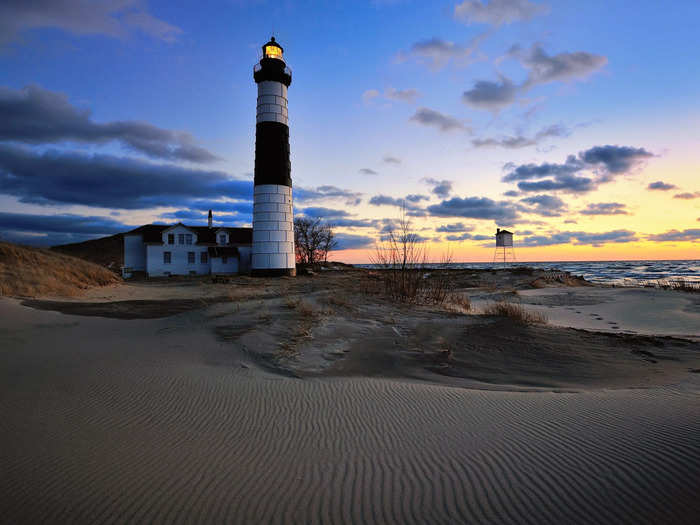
[370, 211, 455, 305]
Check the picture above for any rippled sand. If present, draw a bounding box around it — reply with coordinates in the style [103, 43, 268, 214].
[1, 297, 699, 524]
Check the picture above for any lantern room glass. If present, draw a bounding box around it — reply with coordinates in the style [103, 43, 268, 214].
[264, 45, 283, 60]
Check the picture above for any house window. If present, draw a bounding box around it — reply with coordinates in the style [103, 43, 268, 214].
[178, 233, 185, 244]
[219, 234, 227, 244]
[185, 234, 193, 245]
[187, 251, 195, 264]
[222, 256, 228, 264]
[201, 252, 208, 264]
[168, 234, 174, 244]
[164, 251, 172, 264]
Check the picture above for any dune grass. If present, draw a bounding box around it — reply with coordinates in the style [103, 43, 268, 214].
[0, 242, 121, 298]
[482, 301, 547, 325]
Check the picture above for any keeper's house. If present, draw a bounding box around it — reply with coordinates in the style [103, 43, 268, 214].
[122, 220, 252, 278]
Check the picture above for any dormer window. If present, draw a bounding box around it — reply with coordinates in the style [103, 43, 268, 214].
[219, 234, 227, 244]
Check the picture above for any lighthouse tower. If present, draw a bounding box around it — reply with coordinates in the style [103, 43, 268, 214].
[251, 37, 296, 276]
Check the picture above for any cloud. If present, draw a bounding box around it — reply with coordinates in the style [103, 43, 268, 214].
[294, 185, 363, 206]
[423, 178, 453, 198]
[427, 196, 519, 221]
[472, 123, 571, 149]
[331, 218, 377, 228]
[160, 210, 205, 220]
[397, 36, 485, 70]
[368, 195, 427, 216]
[363, 88, 420, 105]
[503, 145, 654, 193]
[0, 144, 250, 209]
[646, 229, 700, 242]
[647, 181, 677, 191]
[0, 211, 130, 236]
[410, 108, 466, 132]
[0, 85, 218, 163]
[517, 174, 595, 193]
[519, 229, 637, 247]
[503, 190, 520, 197]
[383, 156, 401, 164]
[519, 45, 608, 88]
[673, 192, 700, 200]
[385, 87, 421, 103]
[298, 207, 350, 219]
[580, 145, 654, 175]
[406, 194, 429, 202]
[359, 168, 378, 175]
[519, 194, 567, 216]
[454, 0, 548, 26]
[462, 75, 517, 111]
[362, 89, 380, 104]
[436, 222, 474, 233]
[0, 0, 182, 45]
[445, 233, 473, 241]
[580, 202, 628, 215]
[334, 232, 375, 250]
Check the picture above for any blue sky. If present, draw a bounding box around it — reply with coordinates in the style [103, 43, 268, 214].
[0, 0, 698, 260]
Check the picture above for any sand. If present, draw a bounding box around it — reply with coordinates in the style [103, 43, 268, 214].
[512, 286, 700, 340]
[2, 280, 700, 524]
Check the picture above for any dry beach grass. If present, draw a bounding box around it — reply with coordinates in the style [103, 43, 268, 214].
[0, 241, 121, 297]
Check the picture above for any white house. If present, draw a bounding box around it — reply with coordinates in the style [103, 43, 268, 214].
[123, 221, 253, 278]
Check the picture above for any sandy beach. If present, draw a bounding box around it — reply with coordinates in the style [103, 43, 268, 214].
[1, 270, 699, 523]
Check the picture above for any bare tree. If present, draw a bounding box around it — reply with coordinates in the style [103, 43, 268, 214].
[294, 218, 338, 267]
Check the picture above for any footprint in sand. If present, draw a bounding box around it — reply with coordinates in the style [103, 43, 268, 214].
[575, 310, 582, 314]
[611, 326, 620, 330]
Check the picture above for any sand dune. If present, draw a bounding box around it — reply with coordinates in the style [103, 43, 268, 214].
[1, 298, 699, 524]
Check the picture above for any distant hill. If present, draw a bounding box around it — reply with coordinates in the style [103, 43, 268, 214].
[0, 242, 121, 297]
[51, 233, 124, 272]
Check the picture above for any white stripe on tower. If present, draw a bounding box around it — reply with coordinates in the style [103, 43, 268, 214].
[256, 81, 288, 126]
[252, 184, 295, 270]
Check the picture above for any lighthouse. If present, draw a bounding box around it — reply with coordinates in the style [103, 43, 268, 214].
[251, 36, 296, 276]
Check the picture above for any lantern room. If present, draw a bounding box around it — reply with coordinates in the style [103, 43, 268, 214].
[254, 36, 292, 86]
[263, 37, 284, 61]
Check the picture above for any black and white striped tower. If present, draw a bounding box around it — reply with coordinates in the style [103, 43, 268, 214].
[251, 36, 295, 276]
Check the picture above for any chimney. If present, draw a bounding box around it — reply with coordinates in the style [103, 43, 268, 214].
[208, 209, 213, 228]
[497, 228, 500, 235]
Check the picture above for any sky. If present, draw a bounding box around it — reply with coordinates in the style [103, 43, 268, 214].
[0, 0, 698, 263]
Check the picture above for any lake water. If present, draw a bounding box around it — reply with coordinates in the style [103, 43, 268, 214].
[358, 260, 700, 286]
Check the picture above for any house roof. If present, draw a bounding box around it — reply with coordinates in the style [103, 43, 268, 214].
[125, 224, 252, 245]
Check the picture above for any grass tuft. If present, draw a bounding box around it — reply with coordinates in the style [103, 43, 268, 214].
[482, 301, 547, 324]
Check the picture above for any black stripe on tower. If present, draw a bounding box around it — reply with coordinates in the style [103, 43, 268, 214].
[254, 122, 291, 187]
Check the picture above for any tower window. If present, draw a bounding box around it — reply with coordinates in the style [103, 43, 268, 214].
[167, 234, 174, 244]
[178, 233, 185, 244]
[185, 234, 193, 245]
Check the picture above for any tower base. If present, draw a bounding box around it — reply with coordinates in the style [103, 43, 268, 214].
[251, 268, 296, 277]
